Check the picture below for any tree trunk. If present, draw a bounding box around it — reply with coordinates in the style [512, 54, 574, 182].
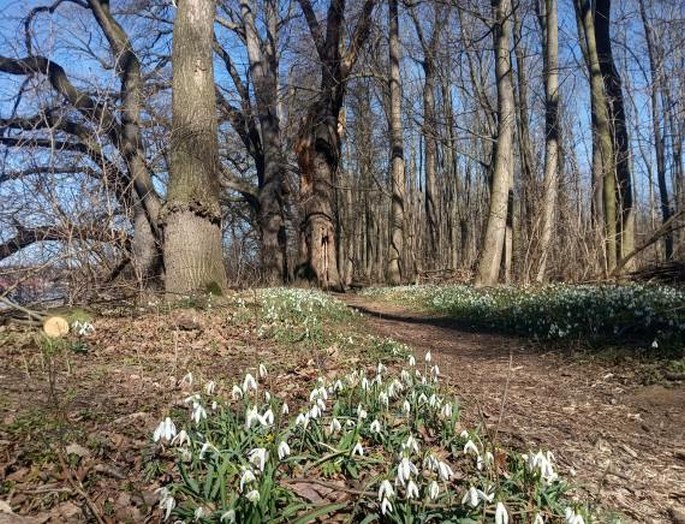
[475, 0, 515, 287]
[386, 0, 405, 285]
[164, 0, 226, 295]
[595, 0, 635, 271]
[535, 0, 560, 281]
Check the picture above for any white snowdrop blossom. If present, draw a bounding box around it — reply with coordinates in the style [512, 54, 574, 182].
[361, 377, 370, 391]
[380, 497, 393, 515]
[651, 339, 659, 349]
[370, 419, 382, 434]
[309, 386, 328, 402]
[425, 351, 432, 362]
[378, 391, 389, 408]
[408, 355, 416, 366]
[333, 380, 344, 392]
[239, 468, 256, 492]
[462, 486, 480, 508]
[402, 434, 419, 455]
[156, 487, 176, 520]
[428, 393, 440, 408]
[262, 408, 274, 426]
[396, 457, 418, 486]
[281, 402, 289, 415]
[278, 440, 291, 460]
[406, 480, 419, 499]
[220, 509, 236, 522]
[205, 381, 216, 395]
[171, 429, 189, 447]
[463, 440, 479, 456]
[377, 362, 387, 375]
[242, 373, 258, 393]
[231, 385, 243, 399]
[495, 502, 509, 524]
[191, 402, 207, 424]
[248, 447, 269, 472]
[526, 451, 558, 484]
[194, 507, 206, 520]
[211, 401, 218, 411]
[401, 370, 412, 384]
[352, 441, 364, 456]
[357, 404, 368, 420]
[245, 406, 261, 430]
[564, 508, 585, 524]
[477, 486, 495, 504]
[431, 365, 440, 380]
[437, 460, 453, 481]
[533, 515, 545, 524]
[378, 480, 395, 501]
[440, 402, 453, 418]
[428, 480, 440, 500]
[199, 441, 218, 459]
[295, 412, 310, 428]
[418, 393, 428, 404]
[246, 489, 260, 503]
[153, 417, 177, 443]
[258, 363, 268, 378]
[402, 400, 411, 416]
[329, 418, 342, 433]
[264, 391, 271, 402]
[460, 430, 469, 438]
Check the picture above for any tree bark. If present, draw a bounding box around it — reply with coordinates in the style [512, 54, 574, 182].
[475, 0, 515, 287]
[386, 0, 405, 285]
[535, 0, 560, 281]
[164, 0, 227, 295]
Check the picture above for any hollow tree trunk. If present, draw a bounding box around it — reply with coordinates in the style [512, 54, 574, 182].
[164, 0, 226, 295]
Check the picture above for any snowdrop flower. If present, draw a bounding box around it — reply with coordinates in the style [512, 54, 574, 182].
[377, 362, 387, 375]
[205, 381, 217, 395]
[428, 393, 440, 408]
[352, 441, 364, 456]
[239, 468, 256, 492]
[418, 393, 428, 404]
[231, 385, 243, 400]
[533, 515, 545, 524]
[242, 373, 258, 393]
[245, 406, 261, 430]
[333, 380, 344, 392]
[431, 365, 440, 380]
[171, 429, 189, 447]
[425, 351, 432, 363]
[564, 508, 585, 524]
[316, 398, 326, 411]
[278, 440, 291, 460]
[309, 403, 322, 419]
[262, 408, 274, 425]
[248, 448, 268, 472]
[370, 419, 382, 434]
[357, 404, 368, 420]
[309, 386, 328, 402]
[402, 435, 419, 455]
[428, 480, 440, 500]
[192, 403, 207, 424]
[281, 402, 289, 415]
[220, 509, 236, 522]
[462, 486, 479, 508]
[258, 363, 268, 378]
[295, 412, 309, 428]
[437, 460, 453, 481]
[463, 440, 479, 456]
[408, 355, 416, 366]
[396, 457, 418, 486]
[211, 400, 218, 411]
[345, 419, 356, 428]
[495, 502, 509, 524]
[380, 497, 393, 515]
[329, 418, 342, 433]
[403, 400, 411, 416]
[460, 430, 469, 438]
[406, 480, 419, 499]
[264, 391, 271, 402]
[400, 370, 412, 384]
[440, 402, 453, 418]
[361, 377, 370, 391]
[246, 490, 260, 504]
[156, 487, 176, 520]
[199, 441, 218, 459]
[651, 339, 658, 349]
[477, 486, 495, 503]
[194, 507, 206, 520]
[180, 372, 193, 388]
[153, 417, 177, 443]
[378, 391, 389, 408]
[378, 480, 395, 500]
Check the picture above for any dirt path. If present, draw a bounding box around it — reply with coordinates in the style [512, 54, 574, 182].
[343, 295, 685, 524]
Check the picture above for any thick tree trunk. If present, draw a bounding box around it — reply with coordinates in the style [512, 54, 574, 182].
[475, 0, 515, 287]
[595, 0, 635, 271]
[386, 0, 405, 285]
[575, 0, 616, 274]
[164, 0, 226, 295]
[535, 0, 560, 281]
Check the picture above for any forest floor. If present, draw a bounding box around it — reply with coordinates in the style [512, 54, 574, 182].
[0, 291, 683, 523]
[341, 294, 685, 524]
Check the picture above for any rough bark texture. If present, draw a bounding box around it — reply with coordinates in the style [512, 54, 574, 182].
[475, 0, 515, 287]
[386, 0, 405, 285]
[164, 0, 227, 295]
[595, 0, 635, 271]
[535, 0, 560, 282]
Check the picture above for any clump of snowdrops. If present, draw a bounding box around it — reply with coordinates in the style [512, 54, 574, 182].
[364, 284, 685, 345]
[152, 351, 591, 523]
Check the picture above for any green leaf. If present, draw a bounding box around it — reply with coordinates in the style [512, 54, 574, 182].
[288, 502, 348, 524]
